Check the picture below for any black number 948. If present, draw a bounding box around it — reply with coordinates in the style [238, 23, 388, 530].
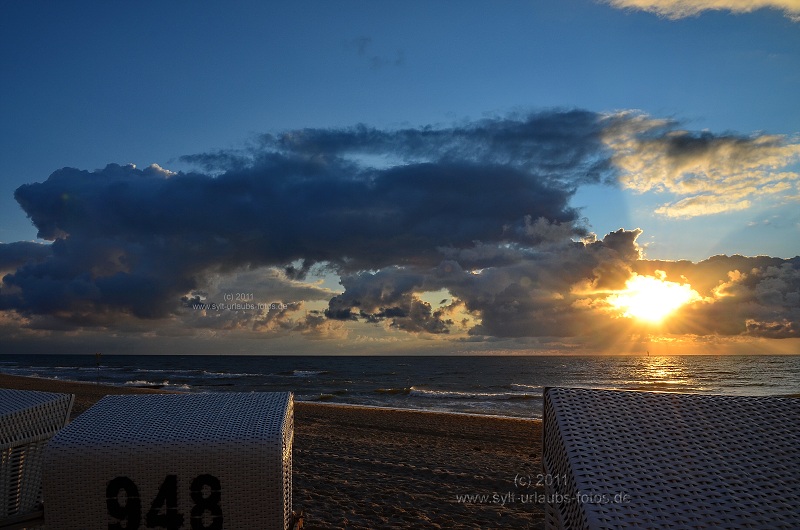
[106, 474, 222, 530]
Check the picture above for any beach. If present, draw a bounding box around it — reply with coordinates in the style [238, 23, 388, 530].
[0, 374, 545, 529]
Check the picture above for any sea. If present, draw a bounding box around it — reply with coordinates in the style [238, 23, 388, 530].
[2, 354, 799, 419]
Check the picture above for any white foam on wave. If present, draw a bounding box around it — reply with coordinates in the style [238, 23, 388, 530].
[408, 386, 537, 401]
[202, 370, 262, 378]
[123, 380, 191, 390]
[292, 370, 328, 377]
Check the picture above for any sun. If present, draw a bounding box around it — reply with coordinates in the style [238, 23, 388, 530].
[607, 273, 701, 324]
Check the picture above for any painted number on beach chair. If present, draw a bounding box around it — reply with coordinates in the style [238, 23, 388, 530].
[107, 476, 141, 529]
[190, 475, 223, 530]
[106, 474, 223, 530]
[146, 475, 184, 529]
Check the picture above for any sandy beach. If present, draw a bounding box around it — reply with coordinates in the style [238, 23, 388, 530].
[0, 373, 545, 529]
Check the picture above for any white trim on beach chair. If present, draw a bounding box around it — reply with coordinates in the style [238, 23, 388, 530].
[0, 389, 74, 527]
[43, 392, 293, 530]
[542, 387, 800, 530]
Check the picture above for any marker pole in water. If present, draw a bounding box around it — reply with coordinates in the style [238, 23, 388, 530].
[95, 352, 102, 384]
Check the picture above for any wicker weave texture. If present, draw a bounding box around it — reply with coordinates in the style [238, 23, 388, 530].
[1, 389, 74, 520]
[542, 387, 800, 530]
[42, 392, 293, 530]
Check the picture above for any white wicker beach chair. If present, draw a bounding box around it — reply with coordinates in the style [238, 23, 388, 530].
[42, 392, 293, 530]
[0, 389, 74, 528]
[542, 387, 800, 530]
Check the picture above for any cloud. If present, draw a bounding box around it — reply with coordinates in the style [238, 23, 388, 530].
[292, 310, 349, 340]
[3, 110, 799, 345]
[345, 36, 405, 69]
[0, 242, 52, 274]
[635, 255, 800, 338]
[603, 0, 800, 21]
[199, 267, 334, 308]
[705, 260, 800, 338]
[325, 229, 645, 338]
[447, 229, 646, 338]
[177, 267, 337, 336]
[325, 266, 456, 334]
[258, 109, 615, 188]
[603, 113, 800, 218]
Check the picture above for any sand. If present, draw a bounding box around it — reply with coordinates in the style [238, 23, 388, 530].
[294, 403, 545, 529]
[0, 373, 545, 529]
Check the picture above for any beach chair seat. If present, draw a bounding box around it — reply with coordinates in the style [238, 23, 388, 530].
[42, 392, 293, 530]
[0, 389, 74, 528]
[542, 387, 800, 530]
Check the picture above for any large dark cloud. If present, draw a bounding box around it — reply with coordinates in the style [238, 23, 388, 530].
[5, 111, 613, 325]
[0, 242, 52, 272]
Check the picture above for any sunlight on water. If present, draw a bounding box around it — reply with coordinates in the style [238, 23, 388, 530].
[625, 356, 702, 392]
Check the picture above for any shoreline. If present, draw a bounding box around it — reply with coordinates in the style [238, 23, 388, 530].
[1, 373, 545, 529]
[0, 372, 545, 421]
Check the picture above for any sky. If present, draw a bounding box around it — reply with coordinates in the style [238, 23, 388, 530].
[1, 0, 799, 355]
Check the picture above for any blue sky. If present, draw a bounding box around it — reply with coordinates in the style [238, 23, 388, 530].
[1, 1, 798, 354]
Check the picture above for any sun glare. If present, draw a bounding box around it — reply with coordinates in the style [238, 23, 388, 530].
[607, 274, 701, 324]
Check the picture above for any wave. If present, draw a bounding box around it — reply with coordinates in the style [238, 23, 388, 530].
[201, 370, 262, 378]
[135, 368, 199, 375]
[28, 365, 128, 373]
[408, 387, 538, 401]
[0, 368, 46, 378]
[123, 380, 191, 390]
[375, 387, 412, 395]
[131, 368, 263, 379]
[290, 370, 329, 377]
[510, 383, 543, 391]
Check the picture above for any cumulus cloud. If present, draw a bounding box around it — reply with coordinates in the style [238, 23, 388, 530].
[2, 110, 799, 345]
[325, 229, 645, 338]
[604, 0, 800, 21]
[327, 230, 799, 340]
[603, 114, 800, 218]
[635, 255, 800, 338]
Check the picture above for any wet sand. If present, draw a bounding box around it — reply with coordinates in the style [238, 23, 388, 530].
[0, 373, 545, 529]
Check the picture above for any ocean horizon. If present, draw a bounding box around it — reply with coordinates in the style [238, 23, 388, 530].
[2, 354, 799, 419]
